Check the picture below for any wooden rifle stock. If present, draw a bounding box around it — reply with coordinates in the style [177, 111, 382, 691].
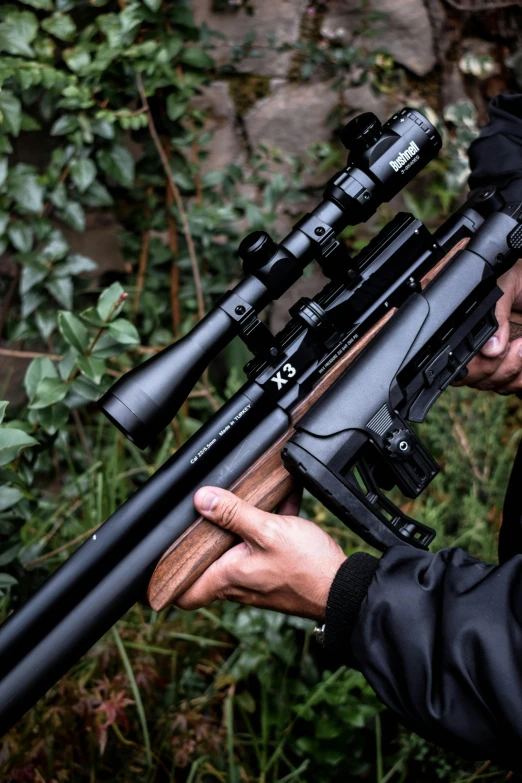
[147, 238, 522, 611]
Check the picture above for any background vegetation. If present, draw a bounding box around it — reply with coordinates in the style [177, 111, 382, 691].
[0, 0, 521, 780]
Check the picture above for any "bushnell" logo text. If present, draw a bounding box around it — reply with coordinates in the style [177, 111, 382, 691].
[389, 140, 420, 173]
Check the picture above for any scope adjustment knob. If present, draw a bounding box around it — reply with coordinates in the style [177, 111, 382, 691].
[340, 112, 383, 154]
[385, 428, 414, 461]
[239, 231, 278, 273]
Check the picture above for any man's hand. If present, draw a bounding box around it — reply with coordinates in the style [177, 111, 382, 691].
[456, 260, 522, 393]
[175, 487, 346, 621]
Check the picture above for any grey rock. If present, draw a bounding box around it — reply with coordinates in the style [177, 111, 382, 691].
[343, 83, 393, 118]
[244, 80, 339, 158]
[192, 81, 246, 173]
[321, 0, 436, 77]
[192, 0, 307, 77]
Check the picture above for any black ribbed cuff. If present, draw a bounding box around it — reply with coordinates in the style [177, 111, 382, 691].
[324, 553, 380, 662]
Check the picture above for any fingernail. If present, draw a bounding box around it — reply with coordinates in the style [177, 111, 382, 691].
[519, 344, 522, 358]
[483, 336, 499, 354]
[197, 488, 219, 513]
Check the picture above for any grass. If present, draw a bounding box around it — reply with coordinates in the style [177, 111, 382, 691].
[1, 387, 521, 782]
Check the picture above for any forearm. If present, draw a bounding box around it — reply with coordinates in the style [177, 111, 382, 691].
[325, 545, 522, 769]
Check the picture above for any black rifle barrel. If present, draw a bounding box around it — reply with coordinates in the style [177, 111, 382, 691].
[0, 382, 271, 673]
[0, 404, 290, 734]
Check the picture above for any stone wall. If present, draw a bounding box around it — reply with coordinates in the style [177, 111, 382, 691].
[192, 0, 521, 178]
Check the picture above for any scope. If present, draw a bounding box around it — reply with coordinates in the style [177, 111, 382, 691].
[99, 107, 442, 448]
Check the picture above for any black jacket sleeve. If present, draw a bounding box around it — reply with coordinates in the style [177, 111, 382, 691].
[326, 546, 522, 769]
[323, 94, 522, 770]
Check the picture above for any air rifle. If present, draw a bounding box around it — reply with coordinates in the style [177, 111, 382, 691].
[0, 106, 518, 735]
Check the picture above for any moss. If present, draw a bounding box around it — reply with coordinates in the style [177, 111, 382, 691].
[228, 75, 271, 116]
[287, 2, 327, 82]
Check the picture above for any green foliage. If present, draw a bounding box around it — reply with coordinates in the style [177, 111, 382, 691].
[0, 1, 517, 781]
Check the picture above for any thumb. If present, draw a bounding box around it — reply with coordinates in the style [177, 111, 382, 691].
[194, 486, 274, 546]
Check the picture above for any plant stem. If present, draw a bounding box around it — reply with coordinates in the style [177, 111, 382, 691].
[136, 71, 205, 321]
[375, 712, 383, 783]
[133, 228, 150, 313]
[111, 625, 152, 768]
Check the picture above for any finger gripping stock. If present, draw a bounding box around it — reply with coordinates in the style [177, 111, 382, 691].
[147, 450, 294, 611]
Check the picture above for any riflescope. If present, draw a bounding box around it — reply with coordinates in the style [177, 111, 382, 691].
[99, 107, 441, 448]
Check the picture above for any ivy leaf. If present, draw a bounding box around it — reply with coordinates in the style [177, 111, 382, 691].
[58, 201, 85, 232]
[70, 375, 100, 402]
[0, 486, 23, 512]
[58, 310, 90, 353]
[0, 429, 38, 466]
[41, 230, 69, 261]
[0, 158, 7, 188]
[166, 95, 187, 122]
[77, 355, 106, 384]
[49, 182, 67, 210]
[90, 332, 127, 359]
[50, 114, 79, 136]
[0, 544, 21, 568]
[19, 0, 54, 9]
[21, 289, 44, 318]
[70, 158, 96, 193]
[0, 401, 7, 425]
[46, 276, 73, 309]
[58, 346, 78, 381]
[20, 263, 48, 295]
[29, 377, 69, 409]
[7, 167, 44, 214]
[8, 222, 33, 253]
[97, 145, 135, 188]
[0, 11, 38, 58]
[97, 281, 125, 321]
[107, 318, 140, 345]
[28, 402, 68, 434]
[180, 47, 214, 70]
[63, 48, 91, 74]
[24, 356, 58, 401]
[79, 306, 105, 327]
[34, 310, 56, 340]
[0, 91, 22, 136]
[142, 0, 162, 11]
[21, 113, 41, 132]
[55, 253, 97, 277]
[91, 118, 115, 140]
[0, 136, 13, 154]
[0, 211, 8, 237]
[81, 180, 113, 208]
[0, 574, 18, 588]
[42, 13, 76, 42]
